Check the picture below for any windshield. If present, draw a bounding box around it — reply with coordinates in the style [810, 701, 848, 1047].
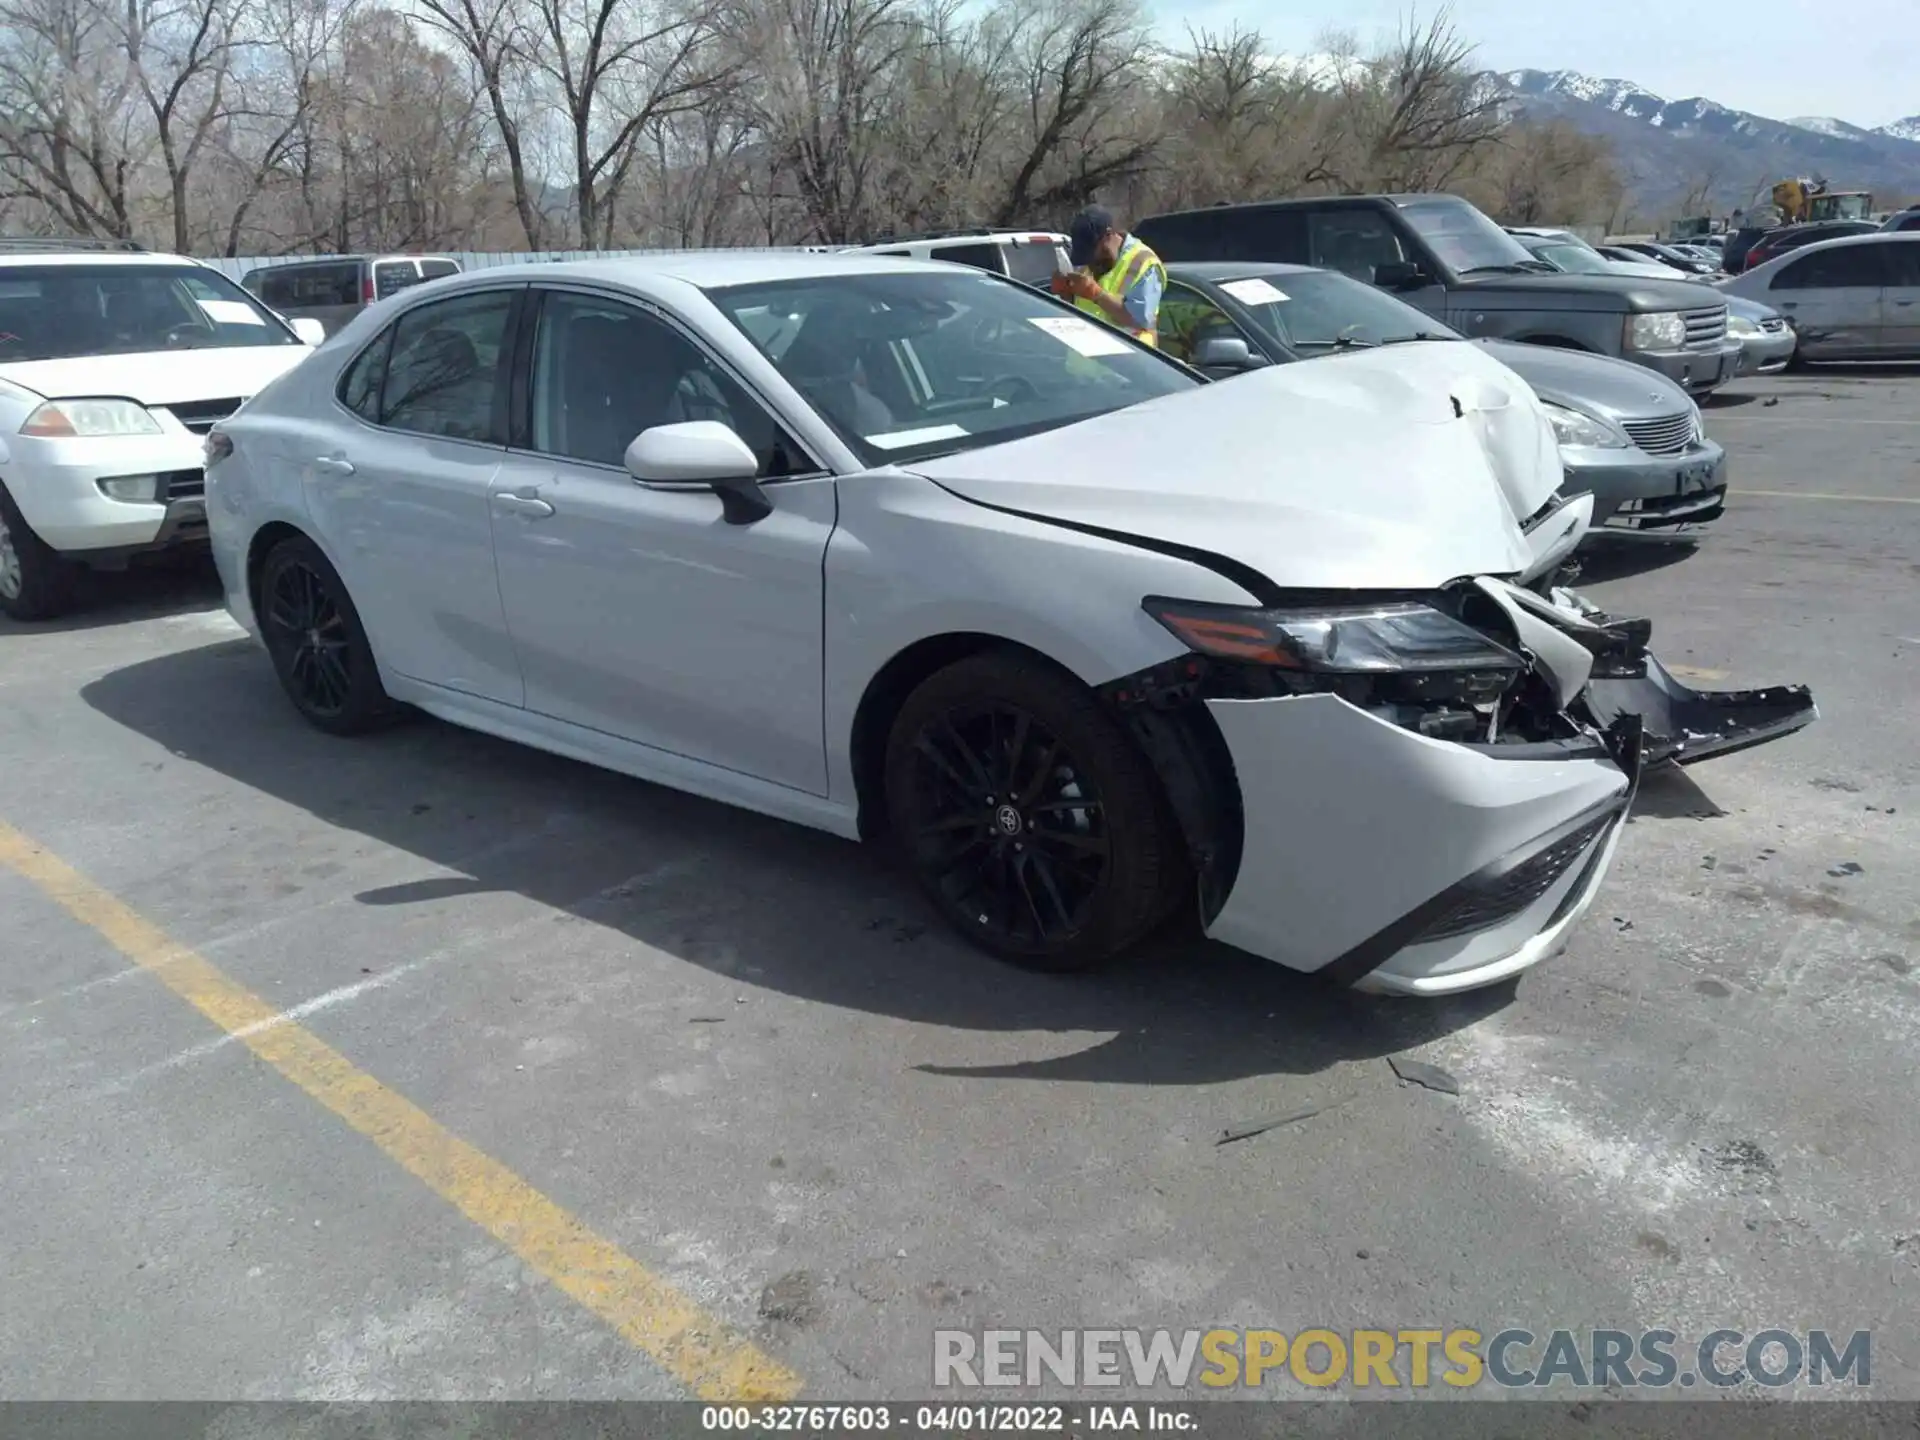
[0, 264, 298, 362]
[1400, 198, 1539, 274]
[709, 270, 1197, 465]
[1216, 269, 1462, 350]
[1527, 241, 1613, 275]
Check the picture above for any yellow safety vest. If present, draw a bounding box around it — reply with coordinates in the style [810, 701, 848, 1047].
[1073, 235, 1166, 347]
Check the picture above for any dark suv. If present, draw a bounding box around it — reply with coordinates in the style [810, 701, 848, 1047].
[1135, 194, 1742, 395]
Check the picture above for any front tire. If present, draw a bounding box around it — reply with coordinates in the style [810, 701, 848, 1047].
[0, 482, 78, 622]
[257, 535, 400, 735]
[883, 649, 1183, 972]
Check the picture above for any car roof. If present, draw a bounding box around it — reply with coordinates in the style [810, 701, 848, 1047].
[1741, 230, 1917, 273]
[0, 249, 203, 269]
[1165, 261, 1319, 283]
[421, 250, 970, 295]
[1141, 193, 1464, 224]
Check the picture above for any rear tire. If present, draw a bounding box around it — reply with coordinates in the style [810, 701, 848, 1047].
[0, 482, 79, 622]
[257, 534, 401, 735]
[883, 649, 1183, 973]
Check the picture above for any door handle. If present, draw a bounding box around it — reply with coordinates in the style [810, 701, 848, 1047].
[493, 491, 555, 519]
[1895, 299, 1915, 307]
[311, 455, 355, 475]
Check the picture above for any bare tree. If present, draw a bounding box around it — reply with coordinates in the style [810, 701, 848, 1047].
[0, 0, 148, 237]
[414, 0, 546, 246]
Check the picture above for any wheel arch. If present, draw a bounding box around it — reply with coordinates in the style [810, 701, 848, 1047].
[244, 519, 314, 621]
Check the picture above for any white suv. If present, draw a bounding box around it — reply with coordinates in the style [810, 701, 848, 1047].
[841, 230, 1071, 288]
[0, 240, 325, 620]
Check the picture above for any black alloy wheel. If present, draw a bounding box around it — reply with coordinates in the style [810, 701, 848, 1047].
[258, 535, 400, 734]
[884, 650, 1183, 971]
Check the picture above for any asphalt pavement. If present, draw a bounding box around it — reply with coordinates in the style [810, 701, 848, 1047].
[0, 366, 1915, 1405]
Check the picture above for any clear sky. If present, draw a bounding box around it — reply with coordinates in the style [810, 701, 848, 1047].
[1152, 0, 1919, 129]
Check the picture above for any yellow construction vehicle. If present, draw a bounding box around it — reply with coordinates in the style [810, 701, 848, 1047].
[1770, 177, 1874, 224]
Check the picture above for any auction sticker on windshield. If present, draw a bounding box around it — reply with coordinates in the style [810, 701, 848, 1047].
[1220, 278, 1289, 305]
[197, 299, 265, 325]
[1028, 316, 1132, 357]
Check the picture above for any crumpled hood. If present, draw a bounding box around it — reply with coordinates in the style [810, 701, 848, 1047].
[0, 346, 308, 406]
[911, 343, 1564, 592]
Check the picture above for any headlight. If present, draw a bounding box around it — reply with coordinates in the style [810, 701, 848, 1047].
[21, 399, 162, 438]
[1543, 402, 1626, 449]
[1143, 596, 1522, 675]
[1624, 311, 1687, 351]
[1726, 314, 1759, 337]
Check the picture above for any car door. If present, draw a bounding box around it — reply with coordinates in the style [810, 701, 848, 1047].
[488, 285, 835, 794]
[312, 284, 526, 705]
[1877, 239, 1920, 354]
[1767, 242, 1888, 357]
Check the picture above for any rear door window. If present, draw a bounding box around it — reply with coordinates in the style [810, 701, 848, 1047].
[1881, 240, 1920, 287]
[418, 259, 461, 280]
[375, 289, 517, 441]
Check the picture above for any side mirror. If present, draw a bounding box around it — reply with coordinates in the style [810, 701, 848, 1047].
[1373, 261, 1426, 290]
[1191, 334, 1257, 371]
[624, 421, 772, 525]
[291, 316, 327, 346]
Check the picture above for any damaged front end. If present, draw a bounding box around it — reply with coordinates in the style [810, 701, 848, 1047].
[1093, 573, 1814, 995]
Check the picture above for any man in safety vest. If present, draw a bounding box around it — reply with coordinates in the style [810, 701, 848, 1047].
[1049, 204, 1166, 347]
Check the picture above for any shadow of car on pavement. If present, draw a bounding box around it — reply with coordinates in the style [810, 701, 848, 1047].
[80, 637, 1513, 1089]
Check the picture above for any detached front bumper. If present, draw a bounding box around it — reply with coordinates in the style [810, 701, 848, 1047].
[1561, 438, 1727, 533]
[1202, 694, 1637, 996]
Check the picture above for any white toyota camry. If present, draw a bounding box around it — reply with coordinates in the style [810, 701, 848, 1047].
[204, 253, 1815, 995]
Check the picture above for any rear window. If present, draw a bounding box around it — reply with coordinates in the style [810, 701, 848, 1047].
[926, 242, 1006, 275]
[1003, 240, 1068, 287]
[1136, 208, 1309, 264]
[263, 263, 360, 308]
[374, 261, 426, 299]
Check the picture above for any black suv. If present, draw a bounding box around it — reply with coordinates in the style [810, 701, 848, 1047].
[1135, 194, 1742, 394]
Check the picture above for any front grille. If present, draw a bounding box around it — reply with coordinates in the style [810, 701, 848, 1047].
[161, 397, 243, 433]
[1760, 317, 1787, 334]
[1682, 306, 1727, 347]
[1621, 412, 1697, 456]
[160, 469, 204, 500]
[1416, 815, 1615, 944]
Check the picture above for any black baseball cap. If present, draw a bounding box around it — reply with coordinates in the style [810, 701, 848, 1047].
[1068, 205, 1117, 268]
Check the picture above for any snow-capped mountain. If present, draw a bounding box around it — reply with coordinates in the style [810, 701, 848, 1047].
[1478, 69, 1920, 211]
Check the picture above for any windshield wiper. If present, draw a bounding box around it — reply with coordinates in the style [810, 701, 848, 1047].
[1377, 332, 1453, 345]
[1293, 336, 1375, 350]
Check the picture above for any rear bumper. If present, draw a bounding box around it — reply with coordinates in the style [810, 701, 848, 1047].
[1201, 694, 1635, 994]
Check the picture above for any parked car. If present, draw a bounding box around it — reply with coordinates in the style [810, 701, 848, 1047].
[1738, 221, 1883, 275]
[1511, 231, 1684, 281]
[1135, 194, 1744, 395]
[1721, 233, 1920, 361]
[1881, 208, 1920, 233]
[1159, 262, 1728, 537]
[1611, 241, 1720, 276]
[1720, 294, 1797, 374]
[240, 254, 463, 336]
[1720, 225, 1777, 275]
[0, 238, 325, 621]
[840, 229, 1070, 289]
[1512, 235, 1793, 374]
[204, 253, 1814, 995]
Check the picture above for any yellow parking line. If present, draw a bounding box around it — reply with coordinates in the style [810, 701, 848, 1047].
[0, 819, 802, 1403]
[1740, 489, 1920, 505]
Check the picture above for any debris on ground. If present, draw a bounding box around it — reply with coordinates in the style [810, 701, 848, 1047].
[1827, 861, 1864, 878]
[1389, 1058, 1460, 1095]
[1217, 1094, 1356, 1146]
